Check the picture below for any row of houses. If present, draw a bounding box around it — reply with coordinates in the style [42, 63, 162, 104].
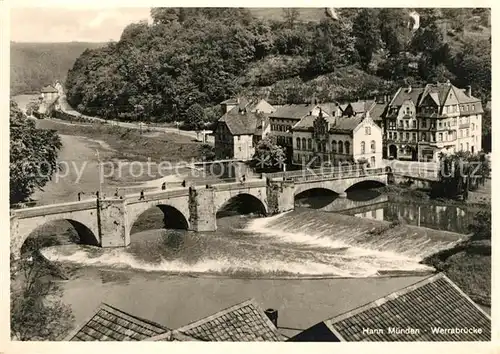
[64, 273, 490, 342]
[213, 81, 484, 166]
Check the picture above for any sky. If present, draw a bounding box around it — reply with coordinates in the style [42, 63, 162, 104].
[10, 8, 152, 42]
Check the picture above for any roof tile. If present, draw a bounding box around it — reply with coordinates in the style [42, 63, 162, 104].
[64, 303, 168, 341]
[290, 274, 490, 342]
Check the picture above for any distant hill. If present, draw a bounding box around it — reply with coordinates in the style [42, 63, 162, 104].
[10, 42, 106, 95]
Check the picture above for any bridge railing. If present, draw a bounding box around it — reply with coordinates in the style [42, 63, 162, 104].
[288, 167, 387, 183]
[265, 165, 359, 180]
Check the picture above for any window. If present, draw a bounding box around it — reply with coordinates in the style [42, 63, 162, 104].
[398, 120, 403, 128]
[406, 132, 410, 141]
[421, 133, 426, 141]
[472, 104, 475, 111]
[412, 120, 416, 128]
[465, 105, 469, 111]
[405, 120, 409, 128]
[438, 121, 442, 128]
[308, 139, 312, 150]
[331, 140, 337, 153]
[412, 133, 417, 141]
[370, 156, 376, 167]
[472, 123, 475, 130]
[466, 129, 469, 137]
[365, 126, 371, 135]
[361, 141, 366, 154]
[421, 120, 427, 128]
[466, 142, 469, 151]
[338, 141, 344, 154]
[239, 146, 242, 151]
[370, 140, 376, 153]
[438, 133, 443, 141]
[345, 141, 350, 154]
[238, 136, 241, 141]
[460, 143, 463, 151]
[296, 137, 301, 149]
[302, 138, 306, 150]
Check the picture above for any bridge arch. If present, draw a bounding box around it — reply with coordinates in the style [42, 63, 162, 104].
[128, 204, 190, 235]
[125, 200, 190, 237]
[215, 191, 268, 217]
[14, 218, 100, 258]
[343, 178, 387, 193]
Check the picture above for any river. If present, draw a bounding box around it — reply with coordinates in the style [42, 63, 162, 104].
[20, 126, 474, 337]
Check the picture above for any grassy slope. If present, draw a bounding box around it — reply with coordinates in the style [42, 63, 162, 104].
[10, 42, 106, 95]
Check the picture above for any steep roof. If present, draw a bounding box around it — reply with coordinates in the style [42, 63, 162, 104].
[349, 99, 376, 114]
[389, 86, 425, 107]
[369, 103, 388, 122]
[218, 105, 264, 136]
[172, 299, 283, 341]
[319, 102, 341, 116]
[64, 303, 168, 341]
[41, 85, 58, 93]
[289, 273, 491, 342]
[293, 114, 336, 131]
[331, 116, 364, 134]
[270, 104, 316, 120]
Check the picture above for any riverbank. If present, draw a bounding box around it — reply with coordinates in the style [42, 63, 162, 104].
[380, 183, 491, 307]
[36, 119, 205, 163]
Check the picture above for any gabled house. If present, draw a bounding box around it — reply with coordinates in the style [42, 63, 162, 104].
[214, 99, 273, 161]
[64, 303, 168, 341]
[383, 81, 483, 161]
[341, 99, 376, 117]
[289, 273, 491, 342]
[292, 109, 383, 168]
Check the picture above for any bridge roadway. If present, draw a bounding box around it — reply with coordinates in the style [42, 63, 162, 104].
[10, 167, 388, 259]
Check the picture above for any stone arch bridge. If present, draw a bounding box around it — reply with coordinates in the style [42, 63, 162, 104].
[10, 168, 388, 258]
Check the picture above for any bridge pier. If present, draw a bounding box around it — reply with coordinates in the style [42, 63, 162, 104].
[267, 180, 295, 214]
[188, 186, 217, 231]
[99, 198, 129, 248]
[338, 192, 347, 198]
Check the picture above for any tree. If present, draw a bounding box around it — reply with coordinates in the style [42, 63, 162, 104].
[352, 9, 381, 70]
[199, 143, 215, 161]
[433, 152, 489, 200]
[150, 8, 179, 24]
[468, 208, 491, 241]
[282, 8, 300, 29]
[10, 100, 62, 205]
[184, 103, 206, 134]
[11, 251, 74, 340]
[250, 137, 286, 172]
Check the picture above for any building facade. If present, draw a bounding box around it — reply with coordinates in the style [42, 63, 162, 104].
[214, 99, 273, 161]
[383, 82, 483, 161]
[292, 109, 383, 168]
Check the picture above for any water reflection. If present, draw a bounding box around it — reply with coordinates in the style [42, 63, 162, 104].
[296, 188, 472, 235]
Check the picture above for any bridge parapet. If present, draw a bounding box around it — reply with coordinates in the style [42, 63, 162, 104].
[11, 199, 97, 219]
[124, 187, 189, 205]
[212, 179, 267, 191]
[288, 167, 386, 183]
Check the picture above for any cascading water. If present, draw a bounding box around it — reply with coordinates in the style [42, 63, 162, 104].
[41, 202, 465, 278]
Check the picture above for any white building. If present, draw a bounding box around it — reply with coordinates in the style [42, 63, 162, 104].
[292, 109, 383, 168]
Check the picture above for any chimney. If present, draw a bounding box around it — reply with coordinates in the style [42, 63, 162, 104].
[265, 309, 278, 328]
[466, 85, 472, 97]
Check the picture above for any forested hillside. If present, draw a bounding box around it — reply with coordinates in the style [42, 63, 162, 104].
[64, 8, 490, 124]
[10, 42, 105, 95]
